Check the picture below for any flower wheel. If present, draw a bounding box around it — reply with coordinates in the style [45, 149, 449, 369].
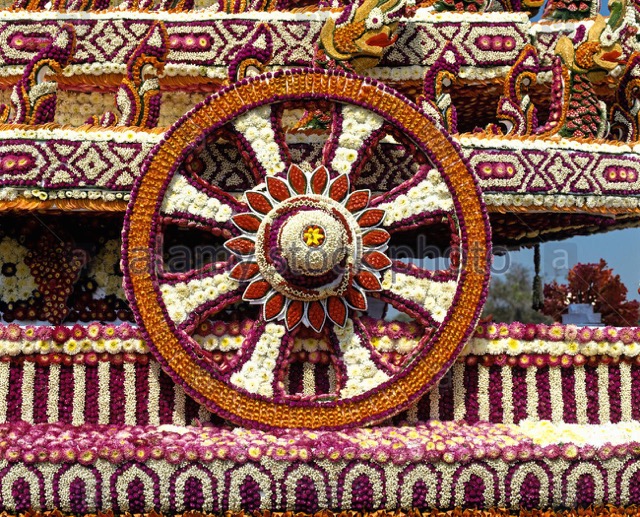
[122, 69, 491, 430]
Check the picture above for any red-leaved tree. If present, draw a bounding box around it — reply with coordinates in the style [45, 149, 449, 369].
[542, 259, 640, 326]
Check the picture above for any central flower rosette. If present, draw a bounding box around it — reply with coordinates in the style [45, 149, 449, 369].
[225, 164, 391, 332]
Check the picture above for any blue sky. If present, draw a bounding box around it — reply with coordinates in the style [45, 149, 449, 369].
[496, 227, 640, 301]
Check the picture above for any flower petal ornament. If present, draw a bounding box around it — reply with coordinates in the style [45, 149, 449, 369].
[226, 164, 389, 332]
[122, 69, 492, 429]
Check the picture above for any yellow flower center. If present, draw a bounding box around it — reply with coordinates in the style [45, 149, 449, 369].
[303, 225, 325, 247]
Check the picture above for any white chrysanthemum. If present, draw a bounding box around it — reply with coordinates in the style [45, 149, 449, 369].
[0, 237, 38, 303]
[87, 239, 125, 300]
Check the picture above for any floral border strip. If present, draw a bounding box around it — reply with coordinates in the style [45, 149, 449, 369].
[468, 322, 640, 358]
[1, 321, 639, 360]
[1, 135, 640, 205]
[0, 350, 637, 426]
[0, 356, 222, 427]
[403, 361, 640, 425]
[0, 14, 528, 77]
[1, 510, 639, 517]
[0, 421, 639, 511]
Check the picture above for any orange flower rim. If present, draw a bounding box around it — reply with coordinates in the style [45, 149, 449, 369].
[122, 69, 491, 430]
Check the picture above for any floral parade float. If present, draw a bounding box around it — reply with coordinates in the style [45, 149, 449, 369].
[0, 0, 640, 510]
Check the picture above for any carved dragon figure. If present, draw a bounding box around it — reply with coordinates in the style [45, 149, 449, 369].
[90, 22, 169, 128]
[539, 0, 626, 139]
[417, 43, 461, 133]
[316, 0, 406, 73]
[0, 24, 75, 126]
[609, 51, 640, 142]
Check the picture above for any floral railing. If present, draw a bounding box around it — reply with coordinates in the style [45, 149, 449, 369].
[0, 321, 639, 427]
[2, 320, 639, 359]
[0, 420, 639, 512]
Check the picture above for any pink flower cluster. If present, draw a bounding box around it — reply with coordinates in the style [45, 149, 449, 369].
[475, 322, 640, 344]
[0, 322, 139, 343]
[0, 421, 637, 467]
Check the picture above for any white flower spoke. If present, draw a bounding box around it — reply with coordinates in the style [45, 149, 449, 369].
[229, 105, 289, 181]
[334, 318, 390, 400]
[325, 104, 386, 179]
[229, 322, 286, 398]
[159, 267, 241, 328]
[371, 166, 454, 231]
[160, 172, 245, 231]
[378, 265, 458, 326]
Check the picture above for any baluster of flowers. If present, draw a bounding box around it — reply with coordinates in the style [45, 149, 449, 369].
[217, 0, 287, 13]
[55, 0, 110, 12]
[0, 24, 75, 126]
[10, 0, 47, 10]
[158, 0, 194, 12]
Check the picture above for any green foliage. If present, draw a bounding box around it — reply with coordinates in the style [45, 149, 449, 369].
[482, 263, 552, 323]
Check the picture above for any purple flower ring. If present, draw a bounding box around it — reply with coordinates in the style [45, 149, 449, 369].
[121, 69, 491, 430]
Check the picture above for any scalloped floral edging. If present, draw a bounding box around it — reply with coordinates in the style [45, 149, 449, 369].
[0, 422, 640, 512]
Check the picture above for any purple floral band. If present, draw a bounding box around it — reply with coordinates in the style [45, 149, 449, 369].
[0, 350, 635, 427]
[0, 420, 638, 512]
[0, 17, 528, 70]
[1, 137, 639, 201]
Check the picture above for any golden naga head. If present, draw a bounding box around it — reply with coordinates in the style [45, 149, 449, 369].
[319, 0, 405, 73]
[555, 0, 626, 80]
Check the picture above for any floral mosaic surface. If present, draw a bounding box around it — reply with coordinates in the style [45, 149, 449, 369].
[1, 133, 639, 218]
[0, 320, 637, 428]
[0, 420, 639, 512]
[0, 0, 639, 510]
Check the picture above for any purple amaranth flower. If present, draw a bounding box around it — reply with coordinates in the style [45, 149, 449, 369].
[509, 321, 525, 339]
[578, 327, 593, 344]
